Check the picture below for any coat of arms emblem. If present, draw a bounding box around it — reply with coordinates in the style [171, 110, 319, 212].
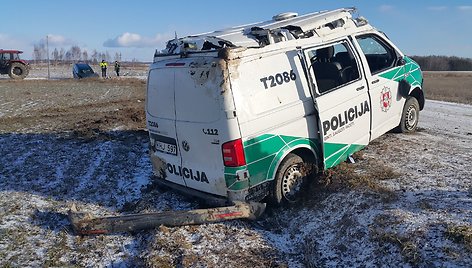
[380, 87, 392, 112]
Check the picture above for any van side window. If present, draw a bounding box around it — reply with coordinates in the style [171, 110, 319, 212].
[356, 35, 396, 74]
[308, 41, 360, 94]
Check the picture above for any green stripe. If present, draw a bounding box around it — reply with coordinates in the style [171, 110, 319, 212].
[404, 56, 423, 88]
[224, 134, 320, 191]
[224, 166, 246, 174]
[379, 66, 404, 82]
[266, 138, 319, 181]
[323, 142, 364, 168]
[244, 134, 285, 164]
[379, 57, 423, 89]
[224, 166, 247, 191]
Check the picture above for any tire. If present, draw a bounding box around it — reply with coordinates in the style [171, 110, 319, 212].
[8, 63, 28, 79]
[395, 97, 420, 133]
[270, 153, 317, 205]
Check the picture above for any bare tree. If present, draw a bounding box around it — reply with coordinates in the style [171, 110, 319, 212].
[33, 45, 41, 63]
[57, 48, 64, 62]
[70, 46, 82, 61]
[33, 43, 47, 63]
[82, 50, 89, 63]
[91, 49, 98, 64]
[98, 52, 106, 62]
[131, 58, 139, 67]
[52, 48, 59, 64]
[114, 52, 122, 62]
[65, 51, 72, 62]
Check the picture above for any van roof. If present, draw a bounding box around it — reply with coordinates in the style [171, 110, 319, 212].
[158, 7, 371, 56]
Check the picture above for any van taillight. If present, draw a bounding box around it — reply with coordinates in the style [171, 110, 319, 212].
[222, 139, 246, 167]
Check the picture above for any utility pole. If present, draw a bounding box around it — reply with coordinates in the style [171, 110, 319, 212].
[46, 35, 50, 79]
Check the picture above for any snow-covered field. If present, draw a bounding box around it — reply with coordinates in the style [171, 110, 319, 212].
[0, 74, 471, 267]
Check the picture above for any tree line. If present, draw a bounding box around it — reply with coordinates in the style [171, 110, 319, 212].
[31, 42, 472, 70]
[32, 43, 123, 64]
[410, 55, 472, 71]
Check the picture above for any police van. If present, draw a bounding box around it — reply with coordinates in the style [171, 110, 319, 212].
[146, 8, 424, 205]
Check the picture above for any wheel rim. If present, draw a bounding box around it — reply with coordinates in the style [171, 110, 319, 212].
[281, 164, 304, 202]
[13, 67, 23, 76]
[405, 105, 417, 130]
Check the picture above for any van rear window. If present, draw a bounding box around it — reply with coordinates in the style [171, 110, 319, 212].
[147, 69, 176, 120]
[174, 68, 221, 123]
[147, 66, 222, 123]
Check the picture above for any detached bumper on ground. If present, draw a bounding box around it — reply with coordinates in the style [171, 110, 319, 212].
[68, 201, 266, 235]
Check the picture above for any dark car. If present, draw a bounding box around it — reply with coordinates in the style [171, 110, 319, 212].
[73, 63, 99, 79]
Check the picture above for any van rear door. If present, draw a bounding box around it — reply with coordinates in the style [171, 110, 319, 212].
[147, 57, 229, 196]
[173, 58, 228, 196]
[147, 66, 186, 186]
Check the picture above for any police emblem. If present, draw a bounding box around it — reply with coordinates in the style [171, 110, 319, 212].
[380, 87, 392, 112]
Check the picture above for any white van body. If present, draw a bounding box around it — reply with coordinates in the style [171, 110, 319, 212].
[146, 8, 424, 204]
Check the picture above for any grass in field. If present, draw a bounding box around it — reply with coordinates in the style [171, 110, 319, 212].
[369, 213, 423, 266]
[445, 224, 472, 252]
[314, 151, 400, 203]
[423, 72, 472, 104]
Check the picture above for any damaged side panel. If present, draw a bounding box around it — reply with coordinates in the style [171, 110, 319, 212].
[228, 48, 320, 188]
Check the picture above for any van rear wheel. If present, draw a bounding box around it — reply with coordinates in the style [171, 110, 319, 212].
[271, 153, 315, 205]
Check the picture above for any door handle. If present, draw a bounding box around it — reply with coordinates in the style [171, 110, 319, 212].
[356, 86, 365, 91]
[371, 79, 380, 84]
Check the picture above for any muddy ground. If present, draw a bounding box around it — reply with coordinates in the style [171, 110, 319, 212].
[0, 79, 146, 134]
[0, 74, 471, 267]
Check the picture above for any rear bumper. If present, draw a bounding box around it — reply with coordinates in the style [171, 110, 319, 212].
[152, 175, 230, 207]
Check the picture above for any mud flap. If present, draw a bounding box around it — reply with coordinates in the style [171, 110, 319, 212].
[398, 79, 411, 98]
[68, 202, 266, 235]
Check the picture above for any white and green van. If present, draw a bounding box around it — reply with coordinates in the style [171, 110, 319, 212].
[146, 8, 424, 205]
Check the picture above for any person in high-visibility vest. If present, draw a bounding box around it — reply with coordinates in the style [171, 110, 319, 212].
[100, 60, 108, 78]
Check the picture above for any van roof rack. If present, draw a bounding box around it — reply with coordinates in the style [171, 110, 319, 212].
[158, 7, 370, 56]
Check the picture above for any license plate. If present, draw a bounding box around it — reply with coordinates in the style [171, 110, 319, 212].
[155, 141, 177, 155]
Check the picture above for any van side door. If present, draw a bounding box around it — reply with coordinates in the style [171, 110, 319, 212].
[353, 34, 406, 141]
[304, 40, 370, 169]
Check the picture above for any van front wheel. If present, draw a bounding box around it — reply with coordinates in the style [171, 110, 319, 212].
[271, 153, 314, 205]
[395, 97, 420, 133]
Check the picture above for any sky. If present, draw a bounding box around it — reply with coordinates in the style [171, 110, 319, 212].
[1, 0, 472, 62]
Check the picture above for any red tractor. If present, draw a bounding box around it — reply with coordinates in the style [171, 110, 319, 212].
[0, 49, 29, 79]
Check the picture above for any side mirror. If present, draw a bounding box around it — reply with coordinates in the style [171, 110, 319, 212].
[398, 79, 411, 98]
[398, 57, 406, 66]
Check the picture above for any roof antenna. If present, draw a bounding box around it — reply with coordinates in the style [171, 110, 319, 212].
[352, 7, 359, 18]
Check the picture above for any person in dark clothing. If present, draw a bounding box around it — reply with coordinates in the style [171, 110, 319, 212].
[114, 61, 121, 77]
[100, 60, 108, 78]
